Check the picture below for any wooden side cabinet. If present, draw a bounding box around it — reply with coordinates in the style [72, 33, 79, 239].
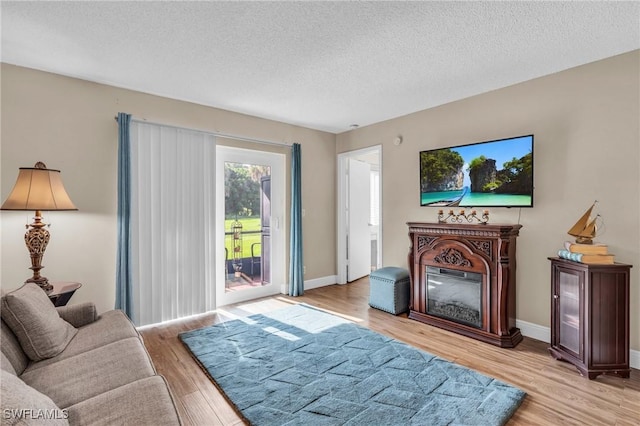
[548, 257, 631, 379]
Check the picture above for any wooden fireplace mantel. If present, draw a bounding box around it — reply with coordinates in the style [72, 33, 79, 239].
[407, 222, 523, 348]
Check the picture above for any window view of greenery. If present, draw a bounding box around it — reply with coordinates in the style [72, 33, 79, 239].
[224, 162, 269, 259]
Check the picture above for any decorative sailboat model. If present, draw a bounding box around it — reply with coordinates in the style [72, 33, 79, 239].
[568, 201, 598, 244]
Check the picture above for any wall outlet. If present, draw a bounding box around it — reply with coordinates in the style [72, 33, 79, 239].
[303, 266, 306, 275]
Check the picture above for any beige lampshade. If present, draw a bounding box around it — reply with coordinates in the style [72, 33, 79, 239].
[1, 162, 77, 211]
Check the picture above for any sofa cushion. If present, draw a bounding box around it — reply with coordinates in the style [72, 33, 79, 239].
[55, 303, 97, 328]
[1, 370, 69, 425]
[1, 283, 77, 362]
[1, 350, 17, 375]
[20, 337, 156, 409]
[1, 319, 29, 375]
[23, 310, 141, 373]
[65, 376, 181, 426]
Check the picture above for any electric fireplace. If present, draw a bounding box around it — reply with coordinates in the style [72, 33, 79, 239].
[407, 222, 522, 348]
[426, 266, 482, 328]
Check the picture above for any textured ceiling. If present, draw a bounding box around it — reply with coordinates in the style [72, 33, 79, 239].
[2, 1, 638, 133]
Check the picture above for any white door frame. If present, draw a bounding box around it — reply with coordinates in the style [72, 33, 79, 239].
[337, 145, 382, 284]
[216, 146, 286, 306]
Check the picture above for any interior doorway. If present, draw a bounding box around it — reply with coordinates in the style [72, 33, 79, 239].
[337, 145, 382, 284]
[216, 146, 285, 306]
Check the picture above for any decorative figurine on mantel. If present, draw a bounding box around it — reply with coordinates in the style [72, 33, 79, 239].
[438, 209, 489, 224]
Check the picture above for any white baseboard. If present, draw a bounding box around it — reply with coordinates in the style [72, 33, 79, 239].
[630, 349, 640, 371]
[305, 275, 338, 290]
[516, 319, 639, 370]
[280, 275, 338, 294]
[516, 319, 551, 344]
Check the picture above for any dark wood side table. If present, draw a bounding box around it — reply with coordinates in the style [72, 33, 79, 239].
[47, 282, 82, 307]
[548, 257, 631, 379]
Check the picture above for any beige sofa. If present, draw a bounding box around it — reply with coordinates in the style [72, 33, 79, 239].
[1, 283, 181, 425]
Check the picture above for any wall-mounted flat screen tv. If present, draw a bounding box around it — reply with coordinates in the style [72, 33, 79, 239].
[420, 134, 533, 207]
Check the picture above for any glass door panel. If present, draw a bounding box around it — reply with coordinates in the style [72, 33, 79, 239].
[216, 146, 284, 307]
[558, 270, 581, 356]
[223, 161, 270, 292]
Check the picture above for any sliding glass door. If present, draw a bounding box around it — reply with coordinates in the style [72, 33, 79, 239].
[216, 146, 285, 306]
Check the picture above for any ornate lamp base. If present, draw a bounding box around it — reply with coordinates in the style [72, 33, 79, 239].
[24, 210, 52, 291]
[25, 276, 52, 291]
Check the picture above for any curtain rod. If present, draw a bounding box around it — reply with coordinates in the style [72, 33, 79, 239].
[114, 115, 293, 148]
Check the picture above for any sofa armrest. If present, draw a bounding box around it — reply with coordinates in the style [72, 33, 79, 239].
[56, 303, 97, 328]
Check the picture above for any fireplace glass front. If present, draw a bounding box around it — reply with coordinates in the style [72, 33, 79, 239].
[426, 266, 482, 328]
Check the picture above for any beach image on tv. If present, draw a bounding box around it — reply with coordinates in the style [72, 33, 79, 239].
[420, 135, 533, 207]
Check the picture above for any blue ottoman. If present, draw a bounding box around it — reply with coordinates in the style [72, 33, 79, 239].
[369, 267, 411, 315]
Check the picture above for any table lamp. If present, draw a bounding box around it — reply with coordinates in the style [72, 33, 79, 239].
[1, 162, 77, 291]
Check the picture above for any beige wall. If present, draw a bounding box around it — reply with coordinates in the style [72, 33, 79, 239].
[0, 64, 336, 314]
[2, 51, 638, 353]
[337, 50, 640, 352]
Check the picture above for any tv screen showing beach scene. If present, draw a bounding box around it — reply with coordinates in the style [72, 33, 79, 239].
[420, 135, 533, 207]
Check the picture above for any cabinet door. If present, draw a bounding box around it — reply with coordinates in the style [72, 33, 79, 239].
[554, 266, 583, 359]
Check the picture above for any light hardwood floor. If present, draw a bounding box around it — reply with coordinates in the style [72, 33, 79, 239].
[140, 278, 640, 425]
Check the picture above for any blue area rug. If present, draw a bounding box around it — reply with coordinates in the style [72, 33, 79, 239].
[179, 304, 525, 425]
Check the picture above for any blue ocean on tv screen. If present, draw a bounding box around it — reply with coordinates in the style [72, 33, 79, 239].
[421, 189, 532, 207]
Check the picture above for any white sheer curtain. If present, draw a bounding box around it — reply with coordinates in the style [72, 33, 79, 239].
[130, 121, 216, 326]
